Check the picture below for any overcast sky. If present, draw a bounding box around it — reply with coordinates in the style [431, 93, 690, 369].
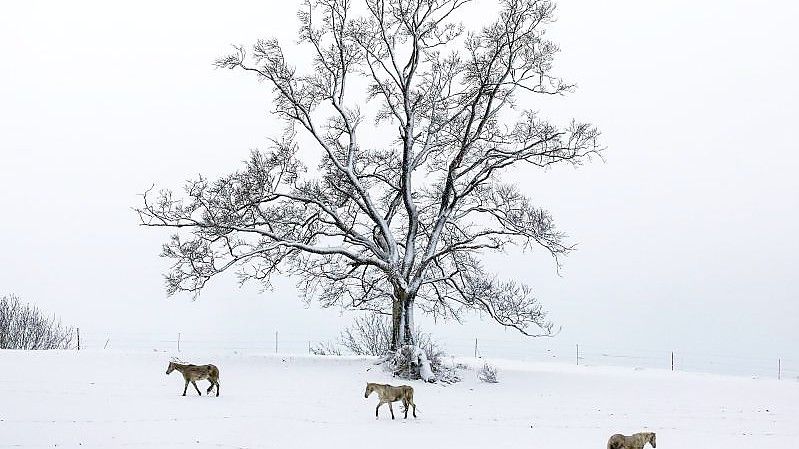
[1, 0, 797, 364]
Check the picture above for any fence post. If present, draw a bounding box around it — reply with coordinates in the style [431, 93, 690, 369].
[177, 332, 181, 352]
[474, 338, 478, 358]
[103, 338, 110, 350]
[275, 331, 279, 354]
[778, 358, 781, 380]
[576, 344, 579, 366]
[671, 351, 674, 371]
[77, 328, 80, 351]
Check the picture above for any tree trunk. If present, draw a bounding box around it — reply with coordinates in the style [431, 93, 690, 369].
[390, 290, 404, 351]
[390, 289, 418, 351]
[403, 297, 415, 346]
[388, 290, 435, 382]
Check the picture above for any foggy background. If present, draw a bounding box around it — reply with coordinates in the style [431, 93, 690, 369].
[1, 0, 797, 376]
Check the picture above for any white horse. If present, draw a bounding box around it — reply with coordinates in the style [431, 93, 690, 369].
[607, 432, 656, 449]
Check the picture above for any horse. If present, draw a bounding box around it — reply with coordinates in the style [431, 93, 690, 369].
[364, 382, 417, 419]
[607, 432, 656, 449]
[165, 361, 220, 397]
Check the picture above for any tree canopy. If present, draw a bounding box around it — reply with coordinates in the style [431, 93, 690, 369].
[138, 0, 600, 351]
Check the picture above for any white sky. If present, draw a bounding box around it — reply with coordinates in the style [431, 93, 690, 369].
[1, 0, 797, 363]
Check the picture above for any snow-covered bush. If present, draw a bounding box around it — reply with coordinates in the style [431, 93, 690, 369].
[339, 314, 432, 357]
[309, 341, 342, 356]
[0, 294, 75, 350]
[341, 314, 461, 383]
[478, 363, 499, 383]
[339, 314, 392, 356]
[386, 345, 436, 382]
[383, 334, 460, 383]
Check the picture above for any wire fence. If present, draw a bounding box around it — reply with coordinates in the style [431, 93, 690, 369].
[72, 328, 799, 381]
[455, 336, 799, 380]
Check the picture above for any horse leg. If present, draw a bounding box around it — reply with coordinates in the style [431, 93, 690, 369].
[388, 402, 395, 420]
[182, 379, 189, 396]
[215, 381, 220, 397]
[412, 401, 417, 418]
[375, 402, 383, 419]
[206, 381, 214, 395]
[191, 380, 202, 396]
[403, 399, 409, 419]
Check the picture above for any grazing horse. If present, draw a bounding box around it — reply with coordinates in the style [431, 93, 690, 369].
[165, 361, 220, 397]
[364, 382, 417, 419]
[607, 432, 656, 449]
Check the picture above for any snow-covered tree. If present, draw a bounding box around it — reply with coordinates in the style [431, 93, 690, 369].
[137, 0, 599, 379]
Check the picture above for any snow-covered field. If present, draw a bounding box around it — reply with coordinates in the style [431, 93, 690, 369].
[1, 350, 797, 448]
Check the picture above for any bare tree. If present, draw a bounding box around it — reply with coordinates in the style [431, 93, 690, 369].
[0, 294, 75, 350]
[137, 0, 599, 369]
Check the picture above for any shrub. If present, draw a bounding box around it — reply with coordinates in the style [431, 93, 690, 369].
[0, 294, 75, 350]
[478, 362, 499, 383]
[340, 313, 461, 383]
[309, 341, 342, 356]
[339, 313, 392, 356]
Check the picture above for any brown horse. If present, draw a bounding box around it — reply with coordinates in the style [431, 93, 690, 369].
[166, 361, 220, 397]
[364, 382, 417, 419]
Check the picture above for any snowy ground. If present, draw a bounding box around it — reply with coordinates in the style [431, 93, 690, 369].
[1, 350, 797, 448]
